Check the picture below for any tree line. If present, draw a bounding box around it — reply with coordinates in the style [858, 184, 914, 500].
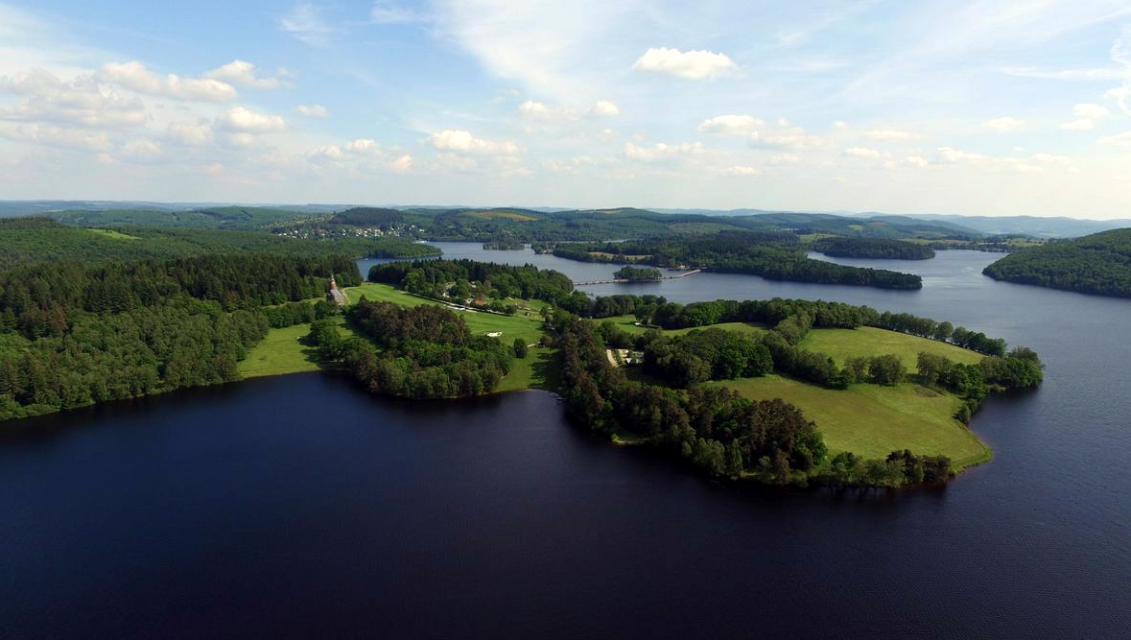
[551, 231, 924, 290]
[982, 228, 1131, 298]
[810, 237, 936, 260]
[309, 299, 514, 399]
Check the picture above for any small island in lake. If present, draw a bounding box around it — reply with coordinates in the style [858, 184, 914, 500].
[614, 265, 663, 282]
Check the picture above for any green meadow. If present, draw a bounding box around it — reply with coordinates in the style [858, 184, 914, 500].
[800, 326, 985, 369]
[710, 375, 990, 470]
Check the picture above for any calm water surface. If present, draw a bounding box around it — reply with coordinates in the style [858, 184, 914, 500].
[2, 245, 1129, 639]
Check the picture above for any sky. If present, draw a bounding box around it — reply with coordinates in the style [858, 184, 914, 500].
[1, 1, 1130, 218]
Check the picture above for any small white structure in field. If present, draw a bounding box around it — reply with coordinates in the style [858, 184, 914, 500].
[486, 331, 503, 337]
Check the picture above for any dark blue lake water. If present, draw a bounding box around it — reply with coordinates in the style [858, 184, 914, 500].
[3, 245, 1129, 639]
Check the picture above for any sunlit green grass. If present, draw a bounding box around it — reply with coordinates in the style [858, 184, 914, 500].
[800, 326, 984, 369]
[88, 228, 140, 240]
[710, 375, 990, 470]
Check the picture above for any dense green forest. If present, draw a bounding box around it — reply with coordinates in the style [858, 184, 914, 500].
[45, 206, 311, 230]
[551, 232, 924, 289]
[982, 229, 1131, 297]
[311, 301, 514, 399]
[810, 237, 936, 260]
[614, 266, 663, 282]
[0, 254, 358, 422]
[0, 218, 438, 269]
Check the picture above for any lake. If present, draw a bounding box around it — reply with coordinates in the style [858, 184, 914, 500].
[3, 245, 1129, 638]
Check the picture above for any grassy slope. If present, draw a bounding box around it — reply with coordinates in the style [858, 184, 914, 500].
[801, 326, 984, 369]
[711, 375, 990, 470]
[239, 318, 358, 378]
[598, 314, 766, 337]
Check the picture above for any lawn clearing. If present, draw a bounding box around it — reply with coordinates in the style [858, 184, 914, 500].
[88, 229, 140, 240]
[595, 315, 766, 337]
[711, 375, 990, 470]
[801, 327, 985, 370]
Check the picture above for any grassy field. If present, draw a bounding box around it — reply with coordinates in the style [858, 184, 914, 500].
[597, 315, 767, 337]
[239, 323, 323, 378]
[88, 228, 140, 240]
[711, 375, 990, 470]
[801, 327, 985, 369]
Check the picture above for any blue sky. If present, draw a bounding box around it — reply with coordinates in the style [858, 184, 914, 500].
[1, 1, 1129, 218]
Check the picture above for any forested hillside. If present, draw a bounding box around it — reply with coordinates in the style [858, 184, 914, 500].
[551, 232, 924, 289]
[0, 218, 438, 269]
[0, 254, 358, 422]
[982, 229, 1131, 297]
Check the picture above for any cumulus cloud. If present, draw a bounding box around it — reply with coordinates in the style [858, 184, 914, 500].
[296, 104, 329, 118]
[843, 146, 880, 158]
[1074, 103, 1110, 119]
[98, 61, 237, 102]
[768, 153, 799, 165]
[518, 99, 620, 122]
[982, 117, 1024, 132]
[428, 129, 519, 155]
[720, 165, 761, 176]
[632, 47, 737, 80]
[750, 129, 825, 149]
[936, 147, 989, 164]
[165, 121, 214, 146]
[204, 60, 281, 89]
[1099, 131, 1131, 145]
[587, 100, 620, 118]
[903, 156, 929, 167]
[217, 106, 286, 132]
[624, 141, 704, 162]
[389, 154, 413, 172]
[863, 129, 920, 141]
[1107, 86, 1131, 116]
[698, 114, 764, 136]
[0, 69, 146, 128]
[0, 123, 111, 151]
[1060, 119, 1095, 131]
[119, 139, 164, 161]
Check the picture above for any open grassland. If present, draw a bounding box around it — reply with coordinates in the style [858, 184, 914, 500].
[596, 315, 767, 337]
[88, 228, 140, 240]
[711, 375, 990, 470]
[801, 327, 984, 369]
[239, 320, 355, 379]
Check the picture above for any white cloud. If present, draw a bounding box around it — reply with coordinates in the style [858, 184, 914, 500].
[428, 129, 519, 155]
[296, 104, 330, 118]
[389, 154, 413, 172]
[936, 147, 988, 164]
[624, 141, 704, 162]
[1060, 119, 1095, 131]
[0, 123, 111, 151]
[120, 139, 164, 161]
[218, 106, 286, 132]
[280, 3, 334, 46]
[769, 153, 799, 165]
[903, 156, 929, 167]
[863, 129, 920, 141]
[982, 117, 1024, 132]
[1032, 153, 1070, 164]
[844, 146, 880, 158]
[586, 100, 620, 118]
[371, 1, 425, 24]
[698, 114, 764, 136]
[1108, 86, 1131, 115]
[204, 60, 281, 89]
[518, 100, 574, 122]
[0, 69, 147, 128]
[832, 120, 850, 129]
[1099, 131, 1131, 145]
[98, 61, 237, 102]
[345, 138, 378, 153]
[165, 121, 213, 146]
[632, 47, 737, 80]
[1074, 103, 1110, 119]
[518, 99, 621, 122]
[750, 130, 825, 149]
[720, 165, 761, 176]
